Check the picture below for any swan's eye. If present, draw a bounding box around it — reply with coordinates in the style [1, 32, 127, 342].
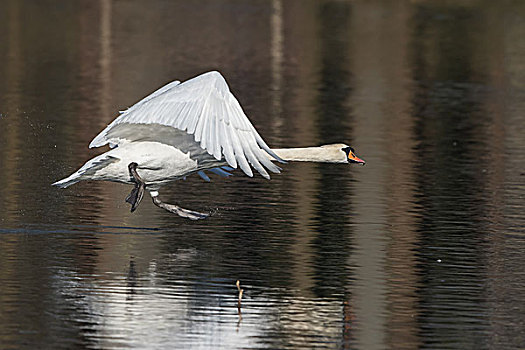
[342, 146, 351, 155]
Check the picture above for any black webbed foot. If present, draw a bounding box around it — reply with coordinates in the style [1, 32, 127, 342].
[151, 195, 210, 220]
[126, 162, 145, 213]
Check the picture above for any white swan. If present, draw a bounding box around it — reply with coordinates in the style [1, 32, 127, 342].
[53, 71, 365, 219]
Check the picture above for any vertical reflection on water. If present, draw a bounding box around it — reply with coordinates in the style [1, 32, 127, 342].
[314, 1, 354, 347]
[348, 1, 393, 348]
[368, 3, 423, 349]
[411, 4, 493, 348]
[316, 2, 353, 143]
[486, 5, 525, 348]
[0, 0, 23, 227]
[270, 0, 284, 137]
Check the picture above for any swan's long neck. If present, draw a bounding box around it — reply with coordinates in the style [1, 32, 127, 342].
[270, 146, 342, 163]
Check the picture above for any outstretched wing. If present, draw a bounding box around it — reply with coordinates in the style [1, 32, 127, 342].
[89, 71, 284, 179]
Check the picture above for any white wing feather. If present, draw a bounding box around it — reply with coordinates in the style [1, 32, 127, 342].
[89, 71, 283, 178]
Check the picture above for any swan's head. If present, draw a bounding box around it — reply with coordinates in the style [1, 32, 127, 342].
[343, 145, 365, 165]
[321, 143, 365, 165]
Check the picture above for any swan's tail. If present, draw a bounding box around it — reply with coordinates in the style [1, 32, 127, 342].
[52, 155, 119, 188]
[52, 174, 82, 188]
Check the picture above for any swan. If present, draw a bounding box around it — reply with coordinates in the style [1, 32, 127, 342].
[53, 71, 365, 220]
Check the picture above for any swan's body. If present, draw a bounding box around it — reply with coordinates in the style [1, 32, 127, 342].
[54, 71, 364, 219]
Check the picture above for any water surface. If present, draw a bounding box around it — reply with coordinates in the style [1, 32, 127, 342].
[0, 1, 524, 349]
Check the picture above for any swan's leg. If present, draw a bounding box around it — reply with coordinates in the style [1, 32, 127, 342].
[149, 191, 209, 220]
[125, 162, 145, 212]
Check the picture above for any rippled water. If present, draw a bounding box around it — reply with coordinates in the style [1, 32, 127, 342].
[1, 1, 524, 349]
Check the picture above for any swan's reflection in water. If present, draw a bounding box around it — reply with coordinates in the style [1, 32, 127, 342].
[45, 233, 352, 349]
[57, 263, 245, 349]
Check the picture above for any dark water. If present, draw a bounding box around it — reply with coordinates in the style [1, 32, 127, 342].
[1, 1, 524, 349]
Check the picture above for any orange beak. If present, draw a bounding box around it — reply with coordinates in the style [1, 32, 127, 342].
[348, 152, 365, 165]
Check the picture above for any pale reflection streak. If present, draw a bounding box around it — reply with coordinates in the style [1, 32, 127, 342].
[281, 1, 321, 300]
[347, 2, 390, 349]
[270, 0, 284, 134]
[99, 0, 112, 124]
[377, 3, 421, 349]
